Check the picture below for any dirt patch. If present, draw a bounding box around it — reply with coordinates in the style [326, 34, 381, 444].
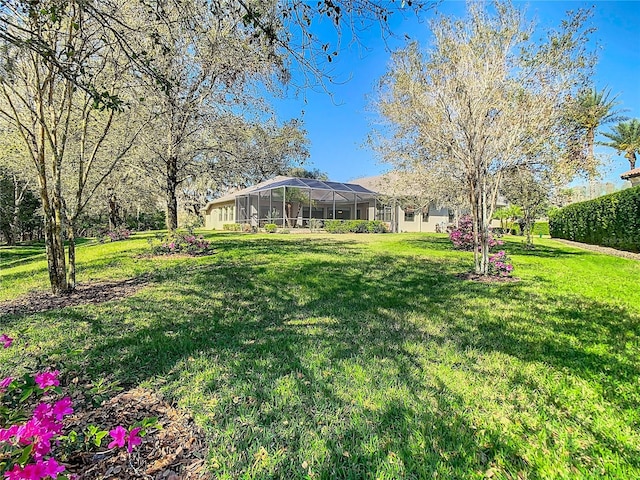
[0, 277, 150, 316]
[60, 387, 208, 479]
[456, 272, 520, 283]
[552, 239, 640, 261]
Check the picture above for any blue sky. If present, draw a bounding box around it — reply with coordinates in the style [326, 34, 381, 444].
[269, 1, 640, 186]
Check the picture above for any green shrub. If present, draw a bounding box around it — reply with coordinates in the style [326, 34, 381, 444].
[264, 223, 278, 233]
[549, 186, 640, 252]
[223, 223, 241, 231]
[308, 218, 322, 232]
[324, 220, 388, 234]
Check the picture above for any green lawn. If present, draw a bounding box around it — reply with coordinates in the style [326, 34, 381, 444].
[1, 232, 639, 479]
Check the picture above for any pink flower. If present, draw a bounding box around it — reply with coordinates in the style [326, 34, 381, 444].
[108, 425, 142, 453]
[108, 425, 127, 449]
[126, 427, 142, 453]
[34, 370, 60, 389]
[5, 458, 65, 480]
[41, 458, 66, 478]
[0, 376, 13, 392]
[0, 424, 19, 442]
[33, 402, 53, 421]
[0, 333, 13, 348]
[52, 397, 73, 421]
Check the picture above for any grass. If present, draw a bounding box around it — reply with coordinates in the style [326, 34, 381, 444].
[1, 232, 639, 479]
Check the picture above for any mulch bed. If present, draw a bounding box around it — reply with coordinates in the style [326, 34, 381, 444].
[0, 277, 150, 316]
[456, 272, 520, 283]
[61, 388, 208, 479]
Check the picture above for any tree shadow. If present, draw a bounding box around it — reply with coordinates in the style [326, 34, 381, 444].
[3, 235, 639, 478]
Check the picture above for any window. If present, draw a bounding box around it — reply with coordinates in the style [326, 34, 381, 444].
[448, 210, 455, 223]
[422, 209, 430, 222]
[376, 205, 392, 222]
[218, 208, 222, 221]
[404, 209, 415, 222]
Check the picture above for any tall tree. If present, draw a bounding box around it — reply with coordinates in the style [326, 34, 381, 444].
[601, 119, 640, 170]
[284, 167, 329, 180]
[564, 87, 626, 166]
[373, 1, 595, 274]
[0, 0, 142, 292]
[132, 0, 291, 231]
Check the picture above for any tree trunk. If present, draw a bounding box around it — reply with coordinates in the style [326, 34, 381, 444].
[471, 171, 491, 275]
[587, 128, 595, 163]
[480, 179, 490, 275]
[36, 161, 69, 294]
[166, 154, 179, 231]
[67, 222, 77, 290]
[43, 211, 68, 294]
[108, 190, 119, 230]
[9, 175, 25, 245]
[626, 151, 636, 170]
[471, 187, 481, 274]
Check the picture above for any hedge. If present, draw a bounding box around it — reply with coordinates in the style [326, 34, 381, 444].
[324, 220, 388, 234]
[549, 186, 640, 252]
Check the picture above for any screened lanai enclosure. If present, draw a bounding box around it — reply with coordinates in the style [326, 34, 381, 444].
[234, 177, 380, 228]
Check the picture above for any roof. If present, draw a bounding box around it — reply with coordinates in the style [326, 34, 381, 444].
[350, 173, 405, 196]
[621, 168, 640, 179]
[250, 177, 376, 195]
[202, 176, 377, 211]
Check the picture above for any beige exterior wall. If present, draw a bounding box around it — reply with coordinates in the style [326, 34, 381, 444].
[204, 201, 235, 230]
[397, 205, 451, 233]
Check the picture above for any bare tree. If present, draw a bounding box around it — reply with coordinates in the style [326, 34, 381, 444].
[0, 0, 142, 292]
[373, 1, 596, 274]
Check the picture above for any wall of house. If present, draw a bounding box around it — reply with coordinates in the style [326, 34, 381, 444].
[205, 201, 235, 230]
[396, 205, 452, 233]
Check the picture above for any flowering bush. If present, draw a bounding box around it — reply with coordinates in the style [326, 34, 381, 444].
[0, 335, 154, 480]
[104, 227, 131, 242]
[152, 232, 213, 256]
[488, 250, 514, 277]
[449, 215, 503, 251]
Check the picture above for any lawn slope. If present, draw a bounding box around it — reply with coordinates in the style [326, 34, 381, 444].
[1, 233, 639, 479]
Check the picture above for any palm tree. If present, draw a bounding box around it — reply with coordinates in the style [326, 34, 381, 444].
[601, 119, 640, 170]
[566, 87, 626, 163]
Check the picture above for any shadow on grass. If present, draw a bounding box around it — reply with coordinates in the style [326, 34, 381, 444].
[4, 235, 639, 478]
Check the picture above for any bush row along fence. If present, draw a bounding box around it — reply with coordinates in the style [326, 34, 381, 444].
[549, 186, 640, 253]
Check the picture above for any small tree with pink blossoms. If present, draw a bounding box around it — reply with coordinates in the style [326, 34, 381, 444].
[0, 334, 152, 480]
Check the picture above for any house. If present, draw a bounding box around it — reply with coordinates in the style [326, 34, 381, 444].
[350, 174, 456, 233]
[202, 174, 464, 232]
[202, 176, 379, 230]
